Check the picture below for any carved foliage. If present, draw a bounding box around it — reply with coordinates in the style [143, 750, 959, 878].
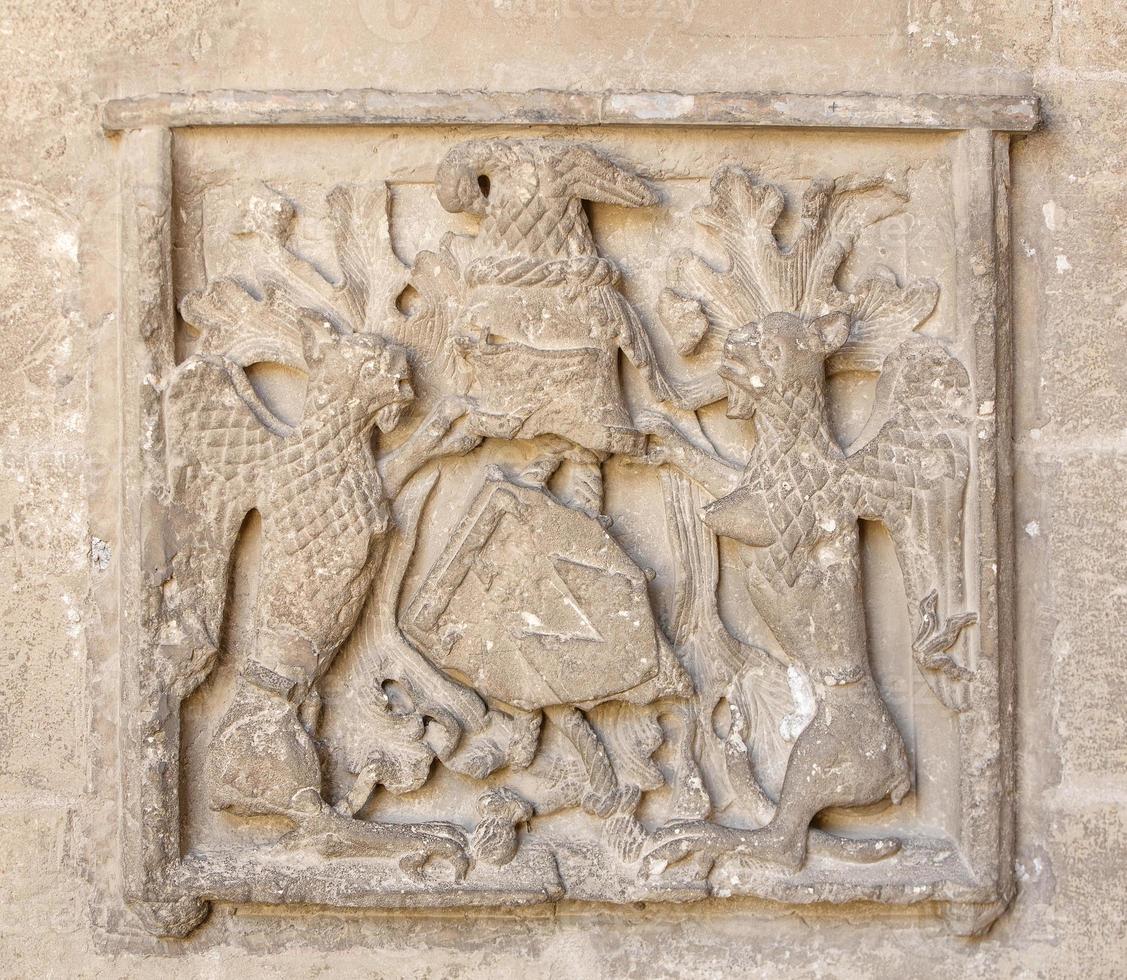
[660, 166, 940, 378]
[132, 133, 1003, 933]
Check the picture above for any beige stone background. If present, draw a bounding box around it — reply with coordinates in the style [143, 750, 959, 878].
[1, 0, 1124, 976]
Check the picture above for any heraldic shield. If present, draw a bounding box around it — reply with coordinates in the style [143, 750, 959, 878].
[402, 471, 670, 712]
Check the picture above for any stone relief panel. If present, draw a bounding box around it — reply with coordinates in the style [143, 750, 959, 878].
[111, 97, 1025, 937]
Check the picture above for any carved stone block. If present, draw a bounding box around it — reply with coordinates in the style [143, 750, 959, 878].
[108, 90, 1033, 936]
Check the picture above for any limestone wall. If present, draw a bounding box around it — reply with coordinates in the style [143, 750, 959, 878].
[0, 1, 1123, 976]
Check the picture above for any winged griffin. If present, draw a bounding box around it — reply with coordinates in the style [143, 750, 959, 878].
[639, 167, 978, 872]
[163, 185, 507, 874]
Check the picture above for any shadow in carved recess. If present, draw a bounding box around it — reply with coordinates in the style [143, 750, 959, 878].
[162, 137, 979, 904]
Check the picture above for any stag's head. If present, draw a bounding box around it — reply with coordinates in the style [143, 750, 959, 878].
[718, 311, 851, 419]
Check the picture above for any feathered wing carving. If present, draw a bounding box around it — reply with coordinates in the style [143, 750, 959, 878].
[399, 233, 474, 391]
[162, 354, 284, 679]
[846, 335, 976, 709]
[654, 163, 976, 707]
[435, 138, 658, 259]
[555, 142, 658, 210]
[170, 178, 516, 879]
[180, 279, 309, 370]
[826, 266, 939, 374]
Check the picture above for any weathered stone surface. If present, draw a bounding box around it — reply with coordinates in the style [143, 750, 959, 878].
[1012, 90, 1127, 437]
[1, 0, 1124, 976]
[1057, 0, 1127, 72]
[1020, 450, 1127, 779]
[106, 117, 1014, 932]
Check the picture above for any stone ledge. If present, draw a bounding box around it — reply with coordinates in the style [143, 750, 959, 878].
[101, 88, 1041, 133]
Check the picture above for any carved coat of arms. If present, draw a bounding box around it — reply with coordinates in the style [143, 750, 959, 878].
[111, 94, 1029, 937]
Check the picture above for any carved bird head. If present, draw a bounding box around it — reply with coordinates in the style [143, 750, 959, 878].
[434, 138, 658, 259]
[434, 140, 498, 217]
[718, 311, 851, 419]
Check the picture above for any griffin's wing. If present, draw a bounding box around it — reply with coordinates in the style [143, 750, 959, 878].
[847, 336, 976, 709]
[164, 354, 287, 655]
[556, 144, 659, 209]
[826, 266, 939, 374]
[394, 234, 469, 392]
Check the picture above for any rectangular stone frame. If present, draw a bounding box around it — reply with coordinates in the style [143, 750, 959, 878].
[105, 89, 1035, 935]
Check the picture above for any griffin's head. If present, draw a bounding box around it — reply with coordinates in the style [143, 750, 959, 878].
[718, 311, 851, 419]
[300, 320, 414, 433]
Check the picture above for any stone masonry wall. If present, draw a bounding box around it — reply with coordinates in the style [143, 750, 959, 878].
[0, 1, 1123, 976]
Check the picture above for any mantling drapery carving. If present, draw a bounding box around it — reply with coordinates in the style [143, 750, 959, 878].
[111, 103, 1022, 937]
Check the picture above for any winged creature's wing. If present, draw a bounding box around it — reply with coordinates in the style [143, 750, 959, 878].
[396, 234, 470, 392]
[847, 336, 976, 710]
[180, 277, 309, 370]
[163, 354, 286, 664]
[556, 144, 659, 209]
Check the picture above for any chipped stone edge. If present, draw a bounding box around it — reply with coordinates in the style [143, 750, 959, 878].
[118, 126, 210, 937]
[100, 88, 1040, 134]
